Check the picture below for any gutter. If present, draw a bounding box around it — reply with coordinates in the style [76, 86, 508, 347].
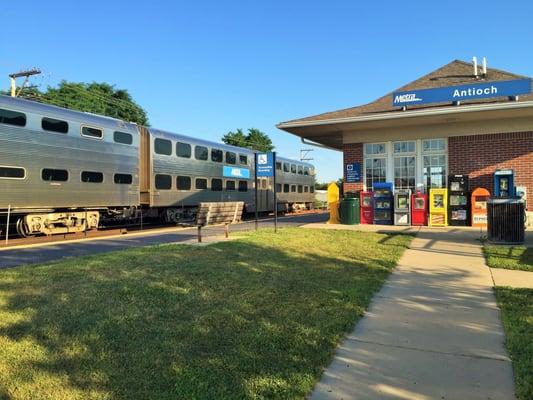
[277, 100, 533, 129]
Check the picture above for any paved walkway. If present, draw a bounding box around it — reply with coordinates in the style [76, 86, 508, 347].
[309, 228, 516, 400]
[491, 267, 533, 288]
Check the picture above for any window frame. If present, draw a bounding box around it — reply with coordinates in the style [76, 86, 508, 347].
[113, 131, 133, 145]
[176, 142, 192, 158]
[0, 108, 26, 127]
[239, 154, 248, 165]
[114, 173, 133, 185]
[80, 125, 104, 140]
[238, 180, 248, 192]
[195, 177, 208, 190]
[81, 171, 104, 183]
[225, 180, 236, 191]
[0, 165, 26, 180]
[211, 148, 223, 163]
[211, 178, 223, 191]
[225, 151, 237, 165]
[154, 174, 172, 190]
[194, 145, 209, 161]
[154, 138, 173, 156]
[41, 168, 69, 182]
[176, 175, 192, 191]
[42, 117, 69, 134]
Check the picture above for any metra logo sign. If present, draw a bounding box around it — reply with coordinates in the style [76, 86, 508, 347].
[392, 79, 531, 107]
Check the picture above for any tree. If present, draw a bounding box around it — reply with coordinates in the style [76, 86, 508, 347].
[222, 127, 274, 152]
[16, 81, 149, 126]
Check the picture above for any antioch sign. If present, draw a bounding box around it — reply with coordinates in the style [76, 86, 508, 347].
[392, 78, 531, 107]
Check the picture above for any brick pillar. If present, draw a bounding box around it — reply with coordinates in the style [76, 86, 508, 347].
[343, 143, 364, 194]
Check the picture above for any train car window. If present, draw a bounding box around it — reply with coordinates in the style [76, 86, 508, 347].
[176, 142, 191, 158]
[226, 180, 236, 191]
[298, 185, 303, 193]
[177, 176, 192, 190]
[276, 183, 282, 193]
[154, 138, 172, 155]
[276, 162, 282, 170]
[211, 149, 223, 163]
[0, 166, 25, 179]
[0, 108, 26, 126]
[291, 164, 297, 174]
[114, 173, 133, 184]
[304, 186, 309, 193]
[238, 180, 248, 192]
[155, 174, 172, 190]
[226, 151, 236, 165]
[114, 131, 133, 145]
[283, 184, 289, 193]
[310, 186, 315, 193]
[211, 178, 223, 191]
[304, 167, 309, 175]
[282, 163, 289, 173]
[261, 179, 268, 189]
[42, 117, 68, 134]
[81, 171, 104, 183]
[297, 166, 303, 175]
[239, 155, 248, 165]
[291, 184, 296, 192]
[195, 178, 207, 190]
[81, 126, 103, 139]
[42, 168, 68, 182]
[195, 146, 208, 160]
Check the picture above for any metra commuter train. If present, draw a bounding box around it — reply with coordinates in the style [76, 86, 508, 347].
[0, 95, 315, 236]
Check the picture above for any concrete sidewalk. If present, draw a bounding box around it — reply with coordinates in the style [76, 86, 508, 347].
[310, 229, 515, 399]
[491, 267, 533, 288]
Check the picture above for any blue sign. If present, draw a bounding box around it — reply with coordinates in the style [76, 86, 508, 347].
[256, 152, 274, 177]
[392, 79, 531, 107]
[223, 166, 250, 179]
[345, 163, 361, 183]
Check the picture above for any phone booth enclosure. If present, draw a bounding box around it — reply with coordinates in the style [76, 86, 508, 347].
[429, 188, 448, 226]
[373, 182, 394, 225]
[494, 169, 515, 197]
[360, 191, 374, 224]
[411, 192, 428, 226]
[471, 187, 490, 227]
[394, 190, 411, 226]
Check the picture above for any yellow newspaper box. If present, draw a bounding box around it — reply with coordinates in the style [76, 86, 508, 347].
[429, 188, 448, 227]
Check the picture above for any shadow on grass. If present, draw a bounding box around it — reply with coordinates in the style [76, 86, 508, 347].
[0, 230, 410, 399]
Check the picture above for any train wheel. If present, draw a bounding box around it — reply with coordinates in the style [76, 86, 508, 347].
[16, 218, 30, 237]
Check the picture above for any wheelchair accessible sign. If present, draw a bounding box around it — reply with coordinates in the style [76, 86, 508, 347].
[256, 152, 274, 177]
[345, 163, 361, 183]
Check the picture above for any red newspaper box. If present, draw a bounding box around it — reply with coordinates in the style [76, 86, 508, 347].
[411, 191, 428, 226]
[360, 191, 374, 224]
[471, 187, 490, 228]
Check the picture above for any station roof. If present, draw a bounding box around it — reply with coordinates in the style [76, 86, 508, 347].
[277, 60, 533, 149]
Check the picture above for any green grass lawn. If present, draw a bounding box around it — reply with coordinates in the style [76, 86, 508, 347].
[483, 246, 533, 272]
[494, 287, 533, 400]
[0, 228, 412, 400]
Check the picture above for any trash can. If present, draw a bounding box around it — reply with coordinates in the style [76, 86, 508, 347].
[487, 197, 525, 244]
[340, 197, 360, 225]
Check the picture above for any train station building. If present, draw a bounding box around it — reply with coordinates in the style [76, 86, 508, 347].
[277, 59, 533, 223]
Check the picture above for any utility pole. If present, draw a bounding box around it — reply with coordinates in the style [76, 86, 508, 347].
[8, 68, 41, 97]
[300, 148, 314, 162]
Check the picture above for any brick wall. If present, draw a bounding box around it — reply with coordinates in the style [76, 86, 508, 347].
[448, 131, 533, 206]
[343, 143, 364, 194]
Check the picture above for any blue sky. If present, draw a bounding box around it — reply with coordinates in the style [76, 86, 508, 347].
[1, 1, 532, 182]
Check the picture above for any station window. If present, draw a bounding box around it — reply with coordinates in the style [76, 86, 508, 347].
[276, 183, 282, 193]
[226, 151, 236, 165]
[81, 171, 104, 183]
[304, 186, 309, 193]
[393, 141, 416, 191]
[113, 131, 133, 145]
[195, 146, 208, 161]
[211, 178, 223, 191]
[310, 186, 314, 193]
[423, 138, 446, 152]
[114, 173, 132, 184]
[155, 174, 172, 190]
[195, 178, 207, 190]
[298, 185, 303, 193]
[238, 180, 248, 192]
[291, 164, 297, 174]
[0, 108, 26, 126]
[211, 149, 223, 163]
[239, 154, 248, 165]
[81, 126, 103, 139]
[290, 185, 296, 192]
[0, 166, 25, 179]
[226, 180, 236, 191]
[176, 142, 191, 158]
[283, 163, 290, 173]
[283, 184, 290, 193]
[303, 167, 309, 175]
[365, 143, 386, 155]
[364, 142, 387, 191]
[42, 168, 68, 182]
[42, 117, 68, 134]
[276, 162, 282, 171]
[393, 141, 416, 153]
[423, 139, 447, 188]
[177, 176, 191, 190]
[297, 166, 303, 175]
[154, 138, 172, 155]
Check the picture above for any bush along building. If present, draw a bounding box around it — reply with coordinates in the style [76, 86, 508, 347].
[277, 58, 533, 226]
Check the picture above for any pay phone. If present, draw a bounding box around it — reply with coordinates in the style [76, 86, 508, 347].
[494, 169, 515, 197]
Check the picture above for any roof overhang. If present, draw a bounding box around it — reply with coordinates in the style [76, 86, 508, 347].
[277, 100, 533, 150]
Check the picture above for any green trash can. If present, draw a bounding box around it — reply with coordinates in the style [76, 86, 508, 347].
[340, 197, 360, 225]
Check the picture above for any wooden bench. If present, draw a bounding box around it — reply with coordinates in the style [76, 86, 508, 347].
[196, 201, 245, 242]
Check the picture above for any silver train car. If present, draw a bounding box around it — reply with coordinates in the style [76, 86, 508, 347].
[0, 95, 315, 236]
